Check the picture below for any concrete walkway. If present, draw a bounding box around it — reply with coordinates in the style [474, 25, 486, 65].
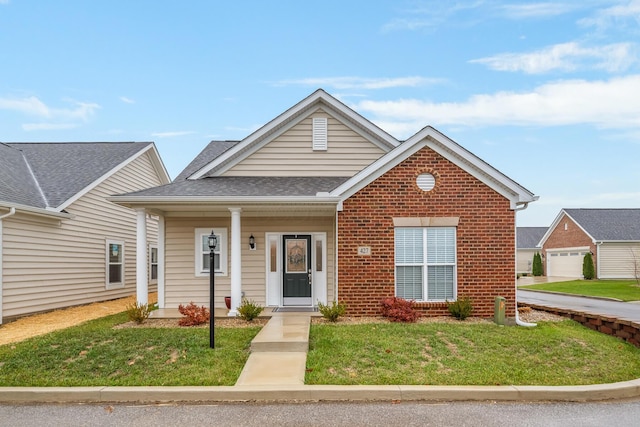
[236, 314, 311, 386]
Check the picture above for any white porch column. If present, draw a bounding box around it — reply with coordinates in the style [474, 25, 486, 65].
[228, 207, 242, 316]
[135, 208, 148, 306]
[157, 215, 165, 308]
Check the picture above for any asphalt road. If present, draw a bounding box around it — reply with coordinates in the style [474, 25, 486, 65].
[518, 290, 640, 323]
[2, 400, 640, 427]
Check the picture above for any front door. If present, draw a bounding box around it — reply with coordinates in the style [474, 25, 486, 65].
[282, 235, 312, 306]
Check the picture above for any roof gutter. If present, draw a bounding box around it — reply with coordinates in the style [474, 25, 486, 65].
[0, 203, 74, 220]
[108, 195, 343, 206]
[514, 202, 537, 328]
[0, 207, 16, 220]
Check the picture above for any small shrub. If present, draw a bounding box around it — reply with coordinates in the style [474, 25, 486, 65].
[583, 252, 595, 280]
[447, 296, 473, 320]
[178, 302, 210, 326]
[380, 297, 421, 323]
[532, 252, 543, 276]
[317, 300, 346, 322]
[126, 302, 152, 324]
[236, 298, 263, 321]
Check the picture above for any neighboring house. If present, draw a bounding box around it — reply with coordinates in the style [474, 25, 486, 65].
[516, 227, 547, 275]
[539, 208, 640, 279]
[0, 142, 170, 324]
[111, 90, 537, 318]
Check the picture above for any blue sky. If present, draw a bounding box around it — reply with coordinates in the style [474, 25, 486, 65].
[1, 1, 639, 227]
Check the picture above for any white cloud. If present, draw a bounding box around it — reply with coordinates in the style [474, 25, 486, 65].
[22, 123, 78, 131]
[471, 42, 636, 73]
[580, 0, 640, 29]
[275, 76, 443, 90]
[499, 2, 581, 19]
[0, 96, 50, 117]
[120, 96, 135, 104]
[354, 75, 640, 137]
[151, 131, 196, 138]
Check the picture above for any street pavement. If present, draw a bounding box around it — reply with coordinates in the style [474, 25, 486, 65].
[518, 289, 640, 323]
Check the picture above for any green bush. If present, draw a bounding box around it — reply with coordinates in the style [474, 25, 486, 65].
[317, 300, 346, 322]
[532, 252, 543, 276]
[237, 298, 264, 321]
[125, 302, 152, 324]
[583, 252, 595, 280]
[447, 296, 473, 320]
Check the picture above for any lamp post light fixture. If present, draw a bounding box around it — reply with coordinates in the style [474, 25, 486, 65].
[208, 230, 218, 349]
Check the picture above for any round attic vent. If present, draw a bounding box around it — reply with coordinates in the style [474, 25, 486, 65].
[416, 173, 435, 191]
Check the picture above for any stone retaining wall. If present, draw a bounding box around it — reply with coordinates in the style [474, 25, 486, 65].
[520, 303, 640, 347]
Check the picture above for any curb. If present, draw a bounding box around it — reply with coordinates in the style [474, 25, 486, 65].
[2, 380, 640, 403]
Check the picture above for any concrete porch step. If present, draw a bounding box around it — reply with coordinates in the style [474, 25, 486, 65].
[250, 315, 310, 352]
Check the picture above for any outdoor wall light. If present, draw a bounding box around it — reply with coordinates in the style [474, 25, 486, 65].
[249, 234, 256, 250]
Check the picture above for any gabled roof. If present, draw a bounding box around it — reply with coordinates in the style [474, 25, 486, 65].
[174, 140, 240, 181]
[0, 142, 170, 216]
[517, 227, 547, 249]
[329, 126, 538, 208]
[187, 89, 399, 180]
[539, 208, 640, 245]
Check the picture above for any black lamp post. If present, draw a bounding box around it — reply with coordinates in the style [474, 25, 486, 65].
[208, 230, 218, 349]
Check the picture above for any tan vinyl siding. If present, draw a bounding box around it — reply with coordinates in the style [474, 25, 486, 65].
[599, 242, 640, 279]
[223, 112, 386, 177]
[516, 249, 537, 274]
[2, 152, 163, 320]
[164, 215, 335, 309]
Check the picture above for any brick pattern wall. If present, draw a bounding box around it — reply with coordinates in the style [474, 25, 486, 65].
[337, 146, 516, 318]
[542, 214, 596, 276]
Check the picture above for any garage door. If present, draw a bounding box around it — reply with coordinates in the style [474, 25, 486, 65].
[547, 250, 588, 277]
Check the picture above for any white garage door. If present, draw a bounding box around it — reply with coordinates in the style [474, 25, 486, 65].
[547, 250, 588, 277]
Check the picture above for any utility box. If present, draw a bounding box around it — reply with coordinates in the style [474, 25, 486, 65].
[494, 296, 506, 325]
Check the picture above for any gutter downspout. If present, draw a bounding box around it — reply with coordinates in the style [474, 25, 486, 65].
[0, 208, 17, 325]
[514, 202, 537, 328]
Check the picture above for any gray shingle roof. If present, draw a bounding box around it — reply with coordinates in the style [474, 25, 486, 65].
[2, 142, 152, 210]
[174, 140, 240, 181]
[119, 176, 351, 198]
[564, 208, 640, 241]
[516, 227, 547, 249]
[0, 143, 47, 208]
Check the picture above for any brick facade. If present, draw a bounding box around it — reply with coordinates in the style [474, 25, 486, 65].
[337, 146, 516, 318]
[541, 214, 597, 276]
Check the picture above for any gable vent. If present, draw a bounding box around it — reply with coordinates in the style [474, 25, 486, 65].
[312, 117, 328, 151]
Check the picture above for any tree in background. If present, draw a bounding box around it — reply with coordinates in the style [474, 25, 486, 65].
[583, 252, 595, 280]
[532, 252, 543, 276]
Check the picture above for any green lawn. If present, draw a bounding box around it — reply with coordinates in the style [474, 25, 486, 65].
[519, 279, 640, 301]
[2, 313, 640, 387]
[0, 313, 261, 386]
[306, 320, 640, 386]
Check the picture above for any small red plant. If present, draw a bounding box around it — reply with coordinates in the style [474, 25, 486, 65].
[178, 302, 210, 326]
[380, 297, 422, 323]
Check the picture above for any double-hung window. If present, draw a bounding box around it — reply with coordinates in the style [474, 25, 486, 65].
[149, 245, 158, 282]
[395, 227, 456, 301]
[106, 239, 124, 288]
[195, 228, 228, 276]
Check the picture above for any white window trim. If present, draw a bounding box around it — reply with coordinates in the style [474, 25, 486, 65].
[149, 244, 158, 284]
[106, 239, 125, 289]
[394, 227, 457, 302]
[195, 228, 228, 277]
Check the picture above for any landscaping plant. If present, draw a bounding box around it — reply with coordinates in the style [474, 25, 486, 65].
[380, 297, 421, 323]
[317, 300, 346, 322]
[178, 302, 210, 326]
[236, 298, 264, 321]
[583, 252, 595, 280]
[532, 252, 543, 276]
[125, 301, 153, 324]
[447, 296, 473, 320]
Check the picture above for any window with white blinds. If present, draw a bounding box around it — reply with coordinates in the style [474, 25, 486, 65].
[395, 227, 456, 301]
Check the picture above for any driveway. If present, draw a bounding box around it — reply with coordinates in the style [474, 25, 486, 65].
[518, 290, 640, 324]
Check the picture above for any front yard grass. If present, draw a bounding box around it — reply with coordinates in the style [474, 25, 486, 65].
[3, 313, 640, 387]
[0, 313, 261, 386]
[519, 279, 640, 301]
[305, 320, 640, 386]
